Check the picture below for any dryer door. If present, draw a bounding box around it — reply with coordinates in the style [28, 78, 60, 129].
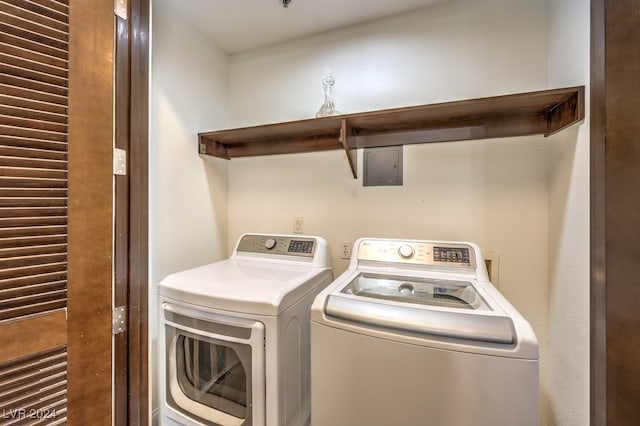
[163, 304, 265, 426]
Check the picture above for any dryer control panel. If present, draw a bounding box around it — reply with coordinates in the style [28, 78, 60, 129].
[357, 239, 476, 268]
[236, 234, 316, 257]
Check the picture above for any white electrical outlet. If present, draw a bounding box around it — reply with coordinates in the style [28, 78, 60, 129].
[340, 242, 352, 260]
[293, 217, 304, 234]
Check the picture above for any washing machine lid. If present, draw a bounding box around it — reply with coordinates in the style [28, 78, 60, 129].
[159, 259, 330, 316]
[324, 273, 515, 344]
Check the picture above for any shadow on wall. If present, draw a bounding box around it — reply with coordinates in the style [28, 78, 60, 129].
[545, 123, 590, 426]
[203, 155, 230, 255]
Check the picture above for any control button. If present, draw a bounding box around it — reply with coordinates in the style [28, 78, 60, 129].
[398, 245, 415, 258]
[398, 283, 415, 295]
[265, 238, 276, 250]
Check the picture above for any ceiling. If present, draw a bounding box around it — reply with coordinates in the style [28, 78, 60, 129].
[155, 0, 447, 54]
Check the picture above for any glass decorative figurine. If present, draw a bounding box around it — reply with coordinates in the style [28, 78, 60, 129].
[316, 75, 341, 118]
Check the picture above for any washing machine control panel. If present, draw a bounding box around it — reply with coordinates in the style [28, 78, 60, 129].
[236, 234, 316, 257]
[357, 239, 476, 268]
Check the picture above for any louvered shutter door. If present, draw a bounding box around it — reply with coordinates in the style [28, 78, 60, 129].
[0, 347, 67, 424]
[0, 0, 68, 423]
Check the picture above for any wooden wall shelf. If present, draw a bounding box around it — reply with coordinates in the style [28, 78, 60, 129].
[199, 86, 584, 178]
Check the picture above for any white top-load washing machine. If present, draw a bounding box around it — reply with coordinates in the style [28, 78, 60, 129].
[311, 238, 539, 426]
[159, 233, 332, 426]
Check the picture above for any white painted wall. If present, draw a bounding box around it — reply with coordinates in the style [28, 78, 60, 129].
[547, 0, 590, 424]
[227, 0, 556, 423]
[149, 0, 590, 423]
[149, 1, 229, 420]
[228, 0, 548, 126]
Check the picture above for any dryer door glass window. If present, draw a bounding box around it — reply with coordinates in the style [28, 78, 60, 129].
[176, 335, 248, 419]
[163, 309, 264, 425]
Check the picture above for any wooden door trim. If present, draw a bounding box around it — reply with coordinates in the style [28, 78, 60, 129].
[590, 0, 606, 423]
[126, 0, 150, 424]
[114, 8, 130, 426]
[112, 0, 151, 424]
[0, 310, 67, 363]
[67, 0, 114, 424]
[591, 0, 640, 424]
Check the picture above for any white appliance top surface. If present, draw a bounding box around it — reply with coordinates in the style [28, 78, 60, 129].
[323, 269, 516, 345]
[159, 258, 330, 316]
[340, 273, 491, 311]
[311, 238, 538, 359]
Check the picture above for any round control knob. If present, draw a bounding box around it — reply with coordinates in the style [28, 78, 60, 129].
[398, 245, 415, 258]
[264, 238, 276, 250]
[398, 283, 415, 296]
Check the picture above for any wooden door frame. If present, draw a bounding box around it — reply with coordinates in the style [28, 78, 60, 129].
[590, 0, 605, 423]
[114, 7, 130, 426]
[120, 0, 639, 424]
[113, 0, 150, 424]
[127, 0, 149, 424]
[68, 0, 149, 423]
[591, 0, 640, 424]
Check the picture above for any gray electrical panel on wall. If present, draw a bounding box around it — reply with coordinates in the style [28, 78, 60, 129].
[363, 146, 403, 186]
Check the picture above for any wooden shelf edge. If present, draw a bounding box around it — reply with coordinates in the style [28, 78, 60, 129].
[198, 86, 586, 177]
[545, 85, 585, 136]
[199, 135, 229, 159]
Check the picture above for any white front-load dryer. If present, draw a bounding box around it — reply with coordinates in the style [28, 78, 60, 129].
[159, 234, 332, 426]
[310, 238, 539, 426]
